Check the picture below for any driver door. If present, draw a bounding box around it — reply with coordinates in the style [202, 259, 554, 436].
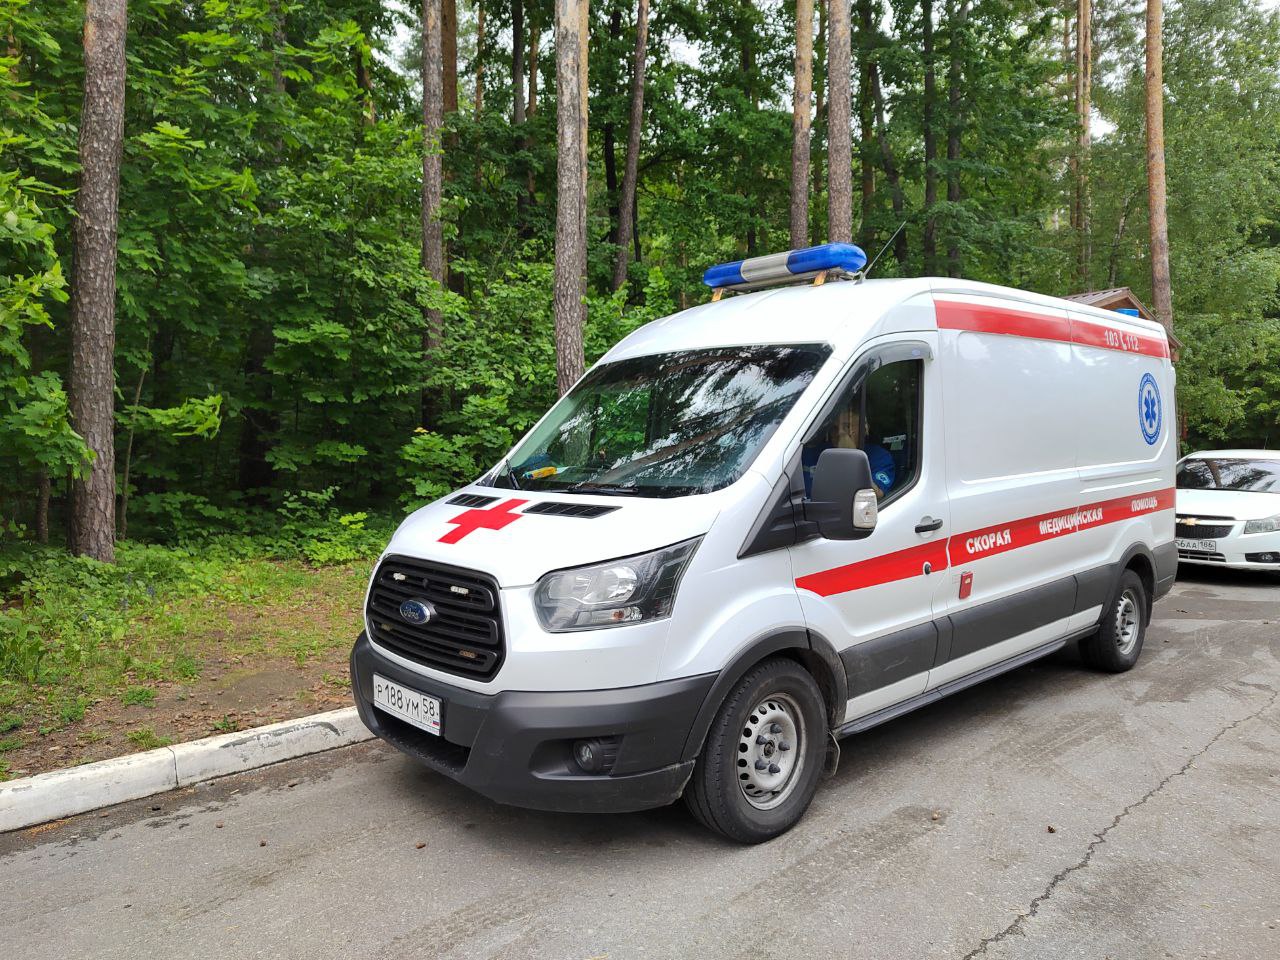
[788, 336, 951, 724]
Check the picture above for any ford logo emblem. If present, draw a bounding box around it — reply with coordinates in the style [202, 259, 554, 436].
[399, 599, 435, 625]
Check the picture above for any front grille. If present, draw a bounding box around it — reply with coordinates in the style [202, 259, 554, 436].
[366, 556, 505, 680]
[1178, 549, 1226, 562]
[1176, 521, 1234, 539]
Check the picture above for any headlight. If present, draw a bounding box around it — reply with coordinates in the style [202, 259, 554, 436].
[534, 538, 701, 632]
[1243, 515, 1280, 535]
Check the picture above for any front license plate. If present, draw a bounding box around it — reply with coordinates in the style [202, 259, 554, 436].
[372, 674, 442, 736]
[1176, 538, 1218, 553]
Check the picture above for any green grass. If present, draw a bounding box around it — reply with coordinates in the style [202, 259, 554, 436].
[126, 728, 172, 750]
[0, 537, 368, 745]
[121, 686, 157, 708]
[0, 735, 22, 753]
[211, 715, 239, 733]
[58, 698, 87, 724]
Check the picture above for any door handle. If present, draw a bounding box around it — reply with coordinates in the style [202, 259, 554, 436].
[915, 516, 944, 534]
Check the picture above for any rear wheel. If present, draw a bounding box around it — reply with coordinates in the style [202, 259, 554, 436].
[1080, 569, 1148, 672]
[684, 658, 827, 843]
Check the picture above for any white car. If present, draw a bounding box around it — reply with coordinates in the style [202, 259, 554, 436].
[1175, 450, 1280, 571]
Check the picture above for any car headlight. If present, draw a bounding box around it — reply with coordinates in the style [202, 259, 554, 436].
[1243, 515, 1280, 535]
[534, 538, 701, 632]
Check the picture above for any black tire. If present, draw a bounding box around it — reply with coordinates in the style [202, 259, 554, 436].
[1080, 569, 1148, 672]
[684, 657, 827, 844]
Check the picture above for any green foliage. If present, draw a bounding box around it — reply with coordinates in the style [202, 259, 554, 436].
[0, 612, 45, 683]
[2, 0, 1279, 558]
[274, 488, 393, 564]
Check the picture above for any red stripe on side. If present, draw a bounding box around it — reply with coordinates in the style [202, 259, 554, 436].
[1070, 318, 1168, 359]
[795, 488, 1175, 598]
[935, 298, 1169, 360]
[935, 299, 1071, 345]
[795, 540, 949, 598]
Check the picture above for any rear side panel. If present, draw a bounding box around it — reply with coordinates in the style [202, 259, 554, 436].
[1068, 307, 1177, 594]
[928, 292, 1175, 686]
[931, 295, 1087, 680]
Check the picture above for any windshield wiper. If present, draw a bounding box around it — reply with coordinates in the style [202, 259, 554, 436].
[564, 481, 640, 497]
[494, 459, 522, 490]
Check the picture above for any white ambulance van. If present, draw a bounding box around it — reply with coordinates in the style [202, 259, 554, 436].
[351, 243, 1177, 842]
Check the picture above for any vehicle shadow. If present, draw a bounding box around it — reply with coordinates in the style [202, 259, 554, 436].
[380, 644, 1092, 857]
[1172, 562, 1280, 588]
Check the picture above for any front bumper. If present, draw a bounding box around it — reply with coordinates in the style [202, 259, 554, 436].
[350, 632, 715, 813]
[1177, 533, 1280, 571]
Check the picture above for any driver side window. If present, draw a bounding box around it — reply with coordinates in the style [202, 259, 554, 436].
[802, 358, 923, 504]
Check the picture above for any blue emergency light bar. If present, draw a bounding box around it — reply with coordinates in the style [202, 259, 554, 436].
[703, 242, 869, 291]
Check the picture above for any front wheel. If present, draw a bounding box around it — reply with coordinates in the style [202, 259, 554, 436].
[684, 658, 827, 843]
[1080, 569, 1148, 672]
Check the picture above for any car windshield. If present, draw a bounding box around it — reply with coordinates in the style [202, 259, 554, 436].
[1177, 457, 1280, 494]
[488, 344, 831, 498]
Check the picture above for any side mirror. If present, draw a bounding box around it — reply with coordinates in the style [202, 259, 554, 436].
[807, 448, 878, 540]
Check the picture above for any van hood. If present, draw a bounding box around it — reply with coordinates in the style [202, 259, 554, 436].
[1176, 487, 1280, 522]
[383, 486, 722, 587]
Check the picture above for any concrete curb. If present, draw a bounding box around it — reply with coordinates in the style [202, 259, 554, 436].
[0, 707, 372, 833]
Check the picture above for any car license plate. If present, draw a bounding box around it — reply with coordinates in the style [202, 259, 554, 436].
[1176, 538, 1217, 553]
[372, 674, 441, 736]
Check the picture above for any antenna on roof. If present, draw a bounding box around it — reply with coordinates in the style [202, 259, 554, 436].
[860, 221, 907, 280]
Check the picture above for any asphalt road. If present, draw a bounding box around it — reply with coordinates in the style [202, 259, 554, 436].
[4, 567, 1279, 960]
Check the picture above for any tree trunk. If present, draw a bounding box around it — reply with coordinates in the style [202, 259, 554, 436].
[790, 0, 814, 248]
[528, 18, 540, 116]
[1075, 0, 1091, 286]
[604, 6, 622, 246]
[857, 0, 873, 247]
[922, 0, 938, 274]
[812, 0, 825, 206]
[870, 60, 909, 267]
[945, 0, 969, 278]
[1107, 190, 1134, 287]
[237, 8, 285, 498]
[443, 0, 458, 114]
[36, 472, 50, 544]
[1145, 0, 1172, 332]
[421, 0, 445, 425]
[474, 2, 485, 115]
[69, 0, 127, 562]
[553, 0, 588, 395]
[512, 0, 526, 125]
[117, 364, 146, 540]
[826, 0, 851, 243]
[1066, 2, 1076, 235]
[612, 0, 649, 290]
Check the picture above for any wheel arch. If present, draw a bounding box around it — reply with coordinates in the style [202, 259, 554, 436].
[1118, 542, 1157, 618]
[679, 628, 847, 763]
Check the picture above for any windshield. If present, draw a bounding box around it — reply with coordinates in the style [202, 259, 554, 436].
[489, 344, 831, 497]
[1177, 457, 1280, 494]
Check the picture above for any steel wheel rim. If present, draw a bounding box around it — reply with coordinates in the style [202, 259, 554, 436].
[1115, 589, 1141, 655]
[736, 692, 806, 811]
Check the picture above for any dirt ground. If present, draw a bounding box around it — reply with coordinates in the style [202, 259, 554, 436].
[2, 563, 366, 780]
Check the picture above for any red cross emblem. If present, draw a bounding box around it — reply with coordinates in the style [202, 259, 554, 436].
[438, 498, 529, 544]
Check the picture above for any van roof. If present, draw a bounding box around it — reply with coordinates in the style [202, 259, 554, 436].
[601, 277, 1169, 363]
